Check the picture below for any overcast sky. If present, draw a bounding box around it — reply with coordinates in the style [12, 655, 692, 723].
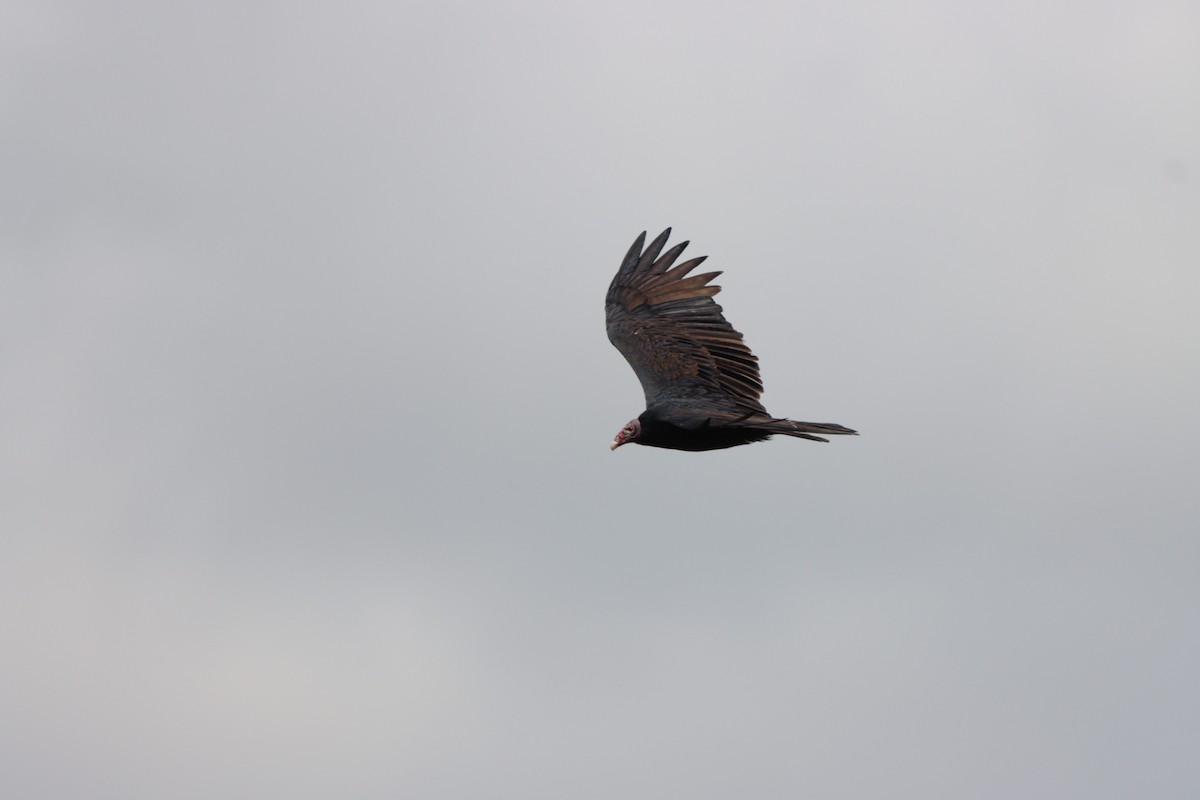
[3, 1, 1199, 798]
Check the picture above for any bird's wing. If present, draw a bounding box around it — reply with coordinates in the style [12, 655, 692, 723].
[605, 229, 766, 412]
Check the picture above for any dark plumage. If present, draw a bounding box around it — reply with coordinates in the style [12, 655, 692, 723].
[606, 228, 857, 451]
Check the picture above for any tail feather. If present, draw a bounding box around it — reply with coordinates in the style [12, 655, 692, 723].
[748, 417, 859, 443]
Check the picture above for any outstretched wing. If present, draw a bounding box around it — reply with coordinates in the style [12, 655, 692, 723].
[605, 229, 766, 412]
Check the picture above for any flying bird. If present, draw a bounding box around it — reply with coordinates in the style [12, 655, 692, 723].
[607, 228, 857, 451]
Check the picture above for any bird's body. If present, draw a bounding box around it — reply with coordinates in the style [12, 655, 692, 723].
[606, 229, 856, 451]
[625, 409, 772, 451]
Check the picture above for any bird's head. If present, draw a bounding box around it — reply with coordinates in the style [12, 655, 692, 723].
[610, 418, 641, 451]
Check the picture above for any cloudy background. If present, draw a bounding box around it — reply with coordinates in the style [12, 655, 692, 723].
[3, 1, 1199, 797]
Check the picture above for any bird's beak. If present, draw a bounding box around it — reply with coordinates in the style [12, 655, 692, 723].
[610, 438, 621, 451]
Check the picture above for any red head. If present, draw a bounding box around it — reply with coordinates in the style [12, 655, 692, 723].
[610, 418, 641, 450]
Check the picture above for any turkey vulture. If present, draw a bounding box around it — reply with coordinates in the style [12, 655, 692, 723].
[607, 228, 857, 451]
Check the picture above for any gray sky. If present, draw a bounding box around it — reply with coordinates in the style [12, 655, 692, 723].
[3, 1, 1199, 798]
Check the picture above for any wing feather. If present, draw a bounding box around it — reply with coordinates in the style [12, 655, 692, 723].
[605, 228, 766, 411]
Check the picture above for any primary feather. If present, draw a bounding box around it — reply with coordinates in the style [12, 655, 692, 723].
[606, 228, 857, 451]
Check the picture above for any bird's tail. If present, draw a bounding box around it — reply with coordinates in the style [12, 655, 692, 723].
[746, 416, 859, 443]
